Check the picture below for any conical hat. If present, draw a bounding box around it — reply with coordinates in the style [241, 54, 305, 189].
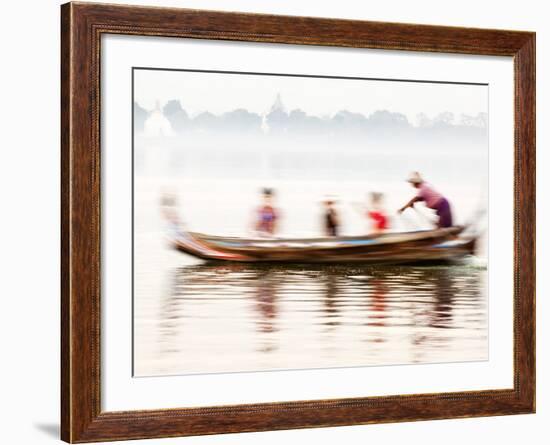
[407, 171, 423, 184]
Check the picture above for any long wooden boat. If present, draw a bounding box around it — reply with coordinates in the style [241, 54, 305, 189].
[171, 226, 477, 264]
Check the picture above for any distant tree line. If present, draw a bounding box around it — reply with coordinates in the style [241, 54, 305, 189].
[134, 99, 488, 141]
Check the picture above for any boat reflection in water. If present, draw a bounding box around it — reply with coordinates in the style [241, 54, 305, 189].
[141, 261, 487, 376]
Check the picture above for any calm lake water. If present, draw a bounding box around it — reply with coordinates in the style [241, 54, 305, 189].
[134, 261, 487, 376]
[133, 145, 488, 377]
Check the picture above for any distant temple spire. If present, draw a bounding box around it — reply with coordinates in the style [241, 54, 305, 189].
[144, 99, 173, 137]
[269, 93, 285, 113]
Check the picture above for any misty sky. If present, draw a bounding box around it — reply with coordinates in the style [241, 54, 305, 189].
[134, 68, 488, 123]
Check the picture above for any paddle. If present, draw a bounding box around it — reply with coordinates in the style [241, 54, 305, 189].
[396, 204, 437, 230]
[396, 211, 419, 230]
[412, 206, 436, 227]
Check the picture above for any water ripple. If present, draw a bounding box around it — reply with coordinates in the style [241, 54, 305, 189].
[136, 262, 487, 376]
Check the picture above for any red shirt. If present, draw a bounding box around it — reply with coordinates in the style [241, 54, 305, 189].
[368, 210, 388, 230]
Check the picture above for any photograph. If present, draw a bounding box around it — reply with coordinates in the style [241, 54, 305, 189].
[133, 67, 489, 377]
[55, 2, 536, 442]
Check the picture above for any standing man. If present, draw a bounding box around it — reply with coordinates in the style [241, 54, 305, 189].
[398, 172, 453, 228]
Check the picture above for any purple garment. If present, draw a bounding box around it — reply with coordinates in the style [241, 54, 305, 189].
[417, 183, 443, 209]
[435, 197, 453, 228]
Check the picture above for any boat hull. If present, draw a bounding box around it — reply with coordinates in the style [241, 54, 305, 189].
[172, 227, 477, 265]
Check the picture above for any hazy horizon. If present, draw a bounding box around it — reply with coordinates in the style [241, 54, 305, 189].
[134, 68, 488, 122]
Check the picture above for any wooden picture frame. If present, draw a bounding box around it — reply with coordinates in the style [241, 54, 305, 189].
[61, 2, 535, 442]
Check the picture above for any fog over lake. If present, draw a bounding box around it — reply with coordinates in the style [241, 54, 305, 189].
[133, 69, 488, 376]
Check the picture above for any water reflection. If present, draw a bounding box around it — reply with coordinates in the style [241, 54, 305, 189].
[146, 262, 487, 376]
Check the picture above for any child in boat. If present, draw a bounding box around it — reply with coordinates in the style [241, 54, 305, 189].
[160, 192, 187, 241]
[366, 192, 389, 233]
[255, 188, 278, 236]
[398, 172, 453, 228]
[352, 192, 389, 234]
[322, 198, 340, 237]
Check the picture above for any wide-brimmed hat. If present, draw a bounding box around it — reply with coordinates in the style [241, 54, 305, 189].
[407, 171, 424, 184]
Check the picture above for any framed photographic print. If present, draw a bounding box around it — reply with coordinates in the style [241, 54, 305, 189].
[61, 2, 535, 442]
